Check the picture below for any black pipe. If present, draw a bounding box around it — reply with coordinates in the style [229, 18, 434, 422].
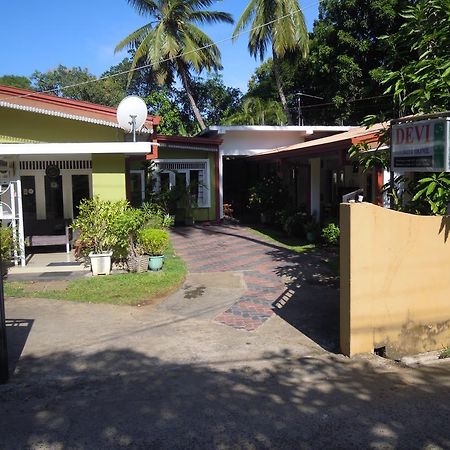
[0, 238, 9, 384]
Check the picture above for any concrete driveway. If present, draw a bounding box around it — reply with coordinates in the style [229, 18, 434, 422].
[1, 225, 449, 449]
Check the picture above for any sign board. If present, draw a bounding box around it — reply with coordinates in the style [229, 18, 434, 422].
[391, 118, 450, 172]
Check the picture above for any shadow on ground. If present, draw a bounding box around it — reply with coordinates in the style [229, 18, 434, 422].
[5, 318, 33, 373]
[173, 225, 340, 352]
[0, 348, 449, 449]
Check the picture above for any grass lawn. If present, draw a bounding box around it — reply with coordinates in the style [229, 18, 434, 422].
[5, 244, 186, 306]
[248, 225, 317, 253]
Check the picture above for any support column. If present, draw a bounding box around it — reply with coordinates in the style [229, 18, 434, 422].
[310, 158, 321, 221]
[218, 150, 223, 219]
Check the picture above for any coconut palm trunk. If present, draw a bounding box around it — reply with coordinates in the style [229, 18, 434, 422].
[178, 62, 206, 130]
[272, 49, 293, 125]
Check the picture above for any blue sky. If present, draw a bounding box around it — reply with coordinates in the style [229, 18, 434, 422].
[0, 0, 319, 93]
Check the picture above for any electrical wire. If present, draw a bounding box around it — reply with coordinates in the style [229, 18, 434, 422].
[2, 1, 320, 102]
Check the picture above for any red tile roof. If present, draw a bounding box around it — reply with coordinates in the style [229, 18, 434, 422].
[0, 85, 160, 129]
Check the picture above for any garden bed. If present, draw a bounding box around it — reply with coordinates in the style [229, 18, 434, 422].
[5, 245, 186, 306]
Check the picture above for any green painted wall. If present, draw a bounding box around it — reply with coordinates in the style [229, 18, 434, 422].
[92, 154, 126, 200]
[130, 149, 218, 221]
[0, 109, 123, 143]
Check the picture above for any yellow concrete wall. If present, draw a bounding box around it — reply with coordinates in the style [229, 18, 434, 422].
[0, 109, 123, 143]
[92, 154, 126, 201]
[340, 202, 450, 358]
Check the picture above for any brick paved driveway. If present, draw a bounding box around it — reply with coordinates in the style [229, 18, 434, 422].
[171, 224, 339, 351]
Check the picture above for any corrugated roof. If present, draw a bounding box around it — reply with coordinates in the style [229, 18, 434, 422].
[0, 85, 160, 131]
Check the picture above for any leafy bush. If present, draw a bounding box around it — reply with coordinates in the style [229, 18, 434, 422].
[0, 226, 13, 260]
[248, 174, 290, 225]
[138, 228, 169, 256]
[141, 202, 174, 229]
[282, 211, 308, 237]
[321, 223, 340, 246]
[72, 197, 174, 262]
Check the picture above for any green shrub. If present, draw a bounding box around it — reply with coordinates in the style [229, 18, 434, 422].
[0, 226, 13, 260]
[73, 197, 143, 259]
[141, 202, 174, 229]
[138, 228, 169, 256]
[321, 223, 340, 246]
[282, 211, 308, 237]
[72, 197, 174, 261]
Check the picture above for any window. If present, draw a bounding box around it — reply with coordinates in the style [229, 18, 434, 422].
[153, 160, 210, 208]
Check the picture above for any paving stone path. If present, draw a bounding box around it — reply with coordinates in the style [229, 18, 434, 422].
[171, 225, 297, 331]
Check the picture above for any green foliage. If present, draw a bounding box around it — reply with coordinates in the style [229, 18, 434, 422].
[141, 202, 174, 229]
[245, 0, 408, 125]
[321, 223, 340, 246]
[248, 174, 290, 224]
[439, 346, 450, 359]
[5, 243, 186, 305]
[116, 0, 233, 129]
[146, 89, 187, 136]
[0, 75, 32, 90]
[226, 96, 287, 126]
[138, 228, 169, 256]
[282, 211, 309, 238]
[72, 197, 129, 255]
[382, 0, 450, 114]
[233, 0, 308, 124]
[411, 173, 450, 215]
[0, 226, 13, 260]
[349, 142, 390, 172]
[176, 73, 243, 130]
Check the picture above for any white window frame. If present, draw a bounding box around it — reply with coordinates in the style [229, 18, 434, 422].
[152, 159, 211, 208]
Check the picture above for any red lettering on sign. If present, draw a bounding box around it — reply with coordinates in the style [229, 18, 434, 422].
[396, 128, 405, 145]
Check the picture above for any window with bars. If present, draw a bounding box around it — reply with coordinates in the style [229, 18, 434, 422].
[153, 160, 210, 208]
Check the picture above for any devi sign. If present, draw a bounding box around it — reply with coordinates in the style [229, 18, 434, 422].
[391, 118, 450, 172]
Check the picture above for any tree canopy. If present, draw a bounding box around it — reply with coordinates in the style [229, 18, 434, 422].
[115, 0, 233, 130]
[233, 0, 308, 124]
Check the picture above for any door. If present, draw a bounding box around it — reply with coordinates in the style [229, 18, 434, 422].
[72, 174, 90, 217]
[21, 176, 36, 235]
[45, 175, 64, 223]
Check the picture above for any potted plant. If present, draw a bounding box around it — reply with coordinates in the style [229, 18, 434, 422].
[138, 228, 169, 271]
[72, 197, 119, 276]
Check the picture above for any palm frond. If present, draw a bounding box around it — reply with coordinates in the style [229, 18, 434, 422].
[126, 0, 159, 17]
[189, 10, 233, 25]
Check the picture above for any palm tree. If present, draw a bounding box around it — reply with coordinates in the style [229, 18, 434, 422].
[233, 0, 308, 125]
[227, 97, 287, 125]
[115, 0, 233, 130]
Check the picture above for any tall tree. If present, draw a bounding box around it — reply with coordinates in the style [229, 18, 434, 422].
[233, 0, 308, 125]
[382, 0, 450, 115]
[115, 0, 233, 130]
[0, 75, 32, 90]
[176, 73, 242, 131]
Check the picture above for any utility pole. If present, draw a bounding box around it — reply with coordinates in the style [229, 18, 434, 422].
[296, 92, 324, 126]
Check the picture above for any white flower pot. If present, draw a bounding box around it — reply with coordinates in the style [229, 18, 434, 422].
[89, 251, 113, 276]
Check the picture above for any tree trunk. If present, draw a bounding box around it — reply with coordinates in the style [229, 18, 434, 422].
[272, 48, 293, 125]
[178, 63, 206, 131]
